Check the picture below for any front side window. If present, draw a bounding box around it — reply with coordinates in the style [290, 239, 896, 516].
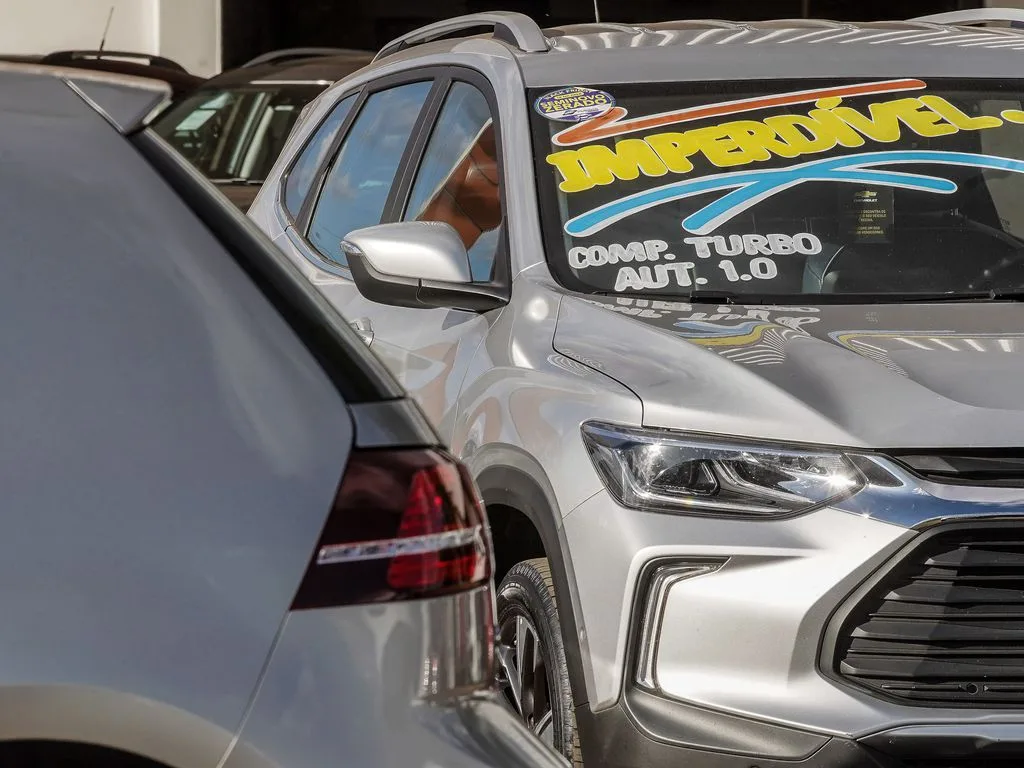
[531, 79, 1024, 301]
[404, 81, 501, 282]
[154, 83, 327, 185]
[283, 93, 358, 218]
[307, 80, 433, 267]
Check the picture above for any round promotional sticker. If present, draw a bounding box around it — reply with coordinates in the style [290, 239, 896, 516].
[534, 87, 616, 122]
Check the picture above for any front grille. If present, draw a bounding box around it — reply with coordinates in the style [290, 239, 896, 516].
[891, 451, 1024, 488]
[832, 525, 1024, 707]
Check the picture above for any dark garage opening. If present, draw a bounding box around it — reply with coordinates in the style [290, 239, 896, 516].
[221, 0, 981, 70]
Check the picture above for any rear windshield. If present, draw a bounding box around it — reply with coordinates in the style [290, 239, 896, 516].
[154, 83, 326, 184]
[530, 79, 1024, 301]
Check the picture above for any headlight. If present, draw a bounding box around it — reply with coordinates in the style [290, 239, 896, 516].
[581, 421, 865, 517]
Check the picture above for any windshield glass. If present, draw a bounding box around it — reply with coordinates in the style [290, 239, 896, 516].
[530, 79, 1024, 301]
[154, 83, 326, 183]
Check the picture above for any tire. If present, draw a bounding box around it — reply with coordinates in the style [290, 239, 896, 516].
[496, 558, 582, 767]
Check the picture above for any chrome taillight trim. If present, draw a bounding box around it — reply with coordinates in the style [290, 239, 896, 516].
[317, 525, 483, 565]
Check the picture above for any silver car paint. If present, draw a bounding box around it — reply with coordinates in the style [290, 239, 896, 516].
[0, 69, 351, 765]
[249, 25, 1024, 749]
[228, 589, 549, 768]
[0, 65, 566, 768]
[343, 221, 475, 282]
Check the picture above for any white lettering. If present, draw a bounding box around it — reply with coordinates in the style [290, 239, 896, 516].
[614, 267, 645, 291]
[793, 233, 823, 255]
[608, 241, 648, 264]
[715, 235, 744, 256]
[644, 239, 670, 261]
[767, 234, 796, 255]
[743, 234, 772, 255]
[683, 236, 715, 258]
[568, 246, 589, 269]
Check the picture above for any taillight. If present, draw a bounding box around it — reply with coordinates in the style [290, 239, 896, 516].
[291, 447, 492, 610]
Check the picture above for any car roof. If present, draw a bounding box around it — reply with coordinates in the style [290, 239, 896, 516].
[205, 50, 375, 89]
[370, 13, 1024, 86]
[522, 19, 1024, 85]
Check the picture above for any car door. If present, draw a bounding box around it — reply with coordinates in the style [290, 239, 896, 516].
[275, 68, 509, 440]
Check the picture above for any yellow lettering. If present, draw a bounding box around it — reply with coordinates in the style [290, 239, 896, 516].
[690, 125, 758, 168]
[546, 151, 594, 193]
[724, 120, 800, 160]
[884, 97, 959, 138]
[807, 105, 866, 148]
[831, 99, 908, 143]
[575, 140, 667, 188]
[645, 132, 700, 174]
[763, 114, 838, 156]
[919, 95, 1003, 131]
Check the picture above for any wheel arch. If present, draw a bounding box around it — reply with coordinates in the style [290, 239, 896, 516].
[471, 445, 591, 709]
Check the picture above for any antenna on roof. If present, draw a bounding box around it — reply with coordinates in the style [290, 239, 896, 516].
[98, 5, 115, 54]
[593, 0, 601, 22]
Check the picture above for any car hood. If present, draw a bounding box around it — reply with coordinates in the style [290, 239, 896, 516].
[552, 294, 1024, 448]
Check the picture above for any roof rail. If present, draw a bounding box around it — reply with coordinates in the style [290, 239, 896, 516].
[39, 50, 188, 73]
[374, 11, 548, 62]
[911, 8, 1024, 26]
[241, 47, 368, 68]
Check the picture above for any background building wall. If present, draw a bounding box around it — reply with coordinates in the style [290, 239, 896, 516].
[0, 0, 220, 76]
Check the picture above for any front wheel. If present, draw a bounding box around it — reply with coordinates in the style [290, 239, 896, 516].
[495, 558, 581, 766]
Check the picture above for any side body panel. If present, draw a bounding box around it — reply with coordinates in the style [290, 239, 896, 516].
[223, 590, 562, 768]
[0, 72, 352, 766]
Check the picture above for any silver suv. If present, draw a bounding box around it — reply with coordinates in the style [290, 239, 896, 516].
[250, 9, 1024, 767]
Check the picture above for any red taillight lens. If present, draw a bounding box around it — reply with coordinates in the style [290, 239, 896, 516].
[291, 447, 492, 610]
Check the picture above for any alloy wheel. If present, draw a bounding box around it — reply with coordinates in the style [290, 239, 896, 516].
[495, 608, 555, 747]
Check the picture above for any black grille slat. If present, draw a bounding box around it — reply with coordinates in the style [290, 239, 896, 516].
[833, 526, 1024, 707]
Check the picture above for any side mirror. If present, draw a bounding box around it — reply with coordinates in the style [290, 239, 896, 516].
[341, 222, 507, 312]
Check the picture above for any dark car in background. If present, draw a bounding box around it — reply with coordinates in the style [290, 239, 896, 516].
[0, 50, 205, 101]
[153, 47, 373, 211]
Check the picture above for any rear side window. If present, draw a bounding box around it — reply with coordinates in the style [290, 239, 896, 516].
[403, 81, 501, 282]
[307, 81, 432, 267]
[284, 93, 357, 218]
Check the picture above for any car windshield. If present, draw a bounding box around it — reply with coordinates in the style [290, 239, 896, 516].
[530, 78, 1024, 302]
[154, 83, 326, 184]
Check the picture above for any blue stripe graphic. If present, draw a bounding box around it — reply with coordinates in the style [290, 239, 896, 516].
[563, 151, 1024, 237]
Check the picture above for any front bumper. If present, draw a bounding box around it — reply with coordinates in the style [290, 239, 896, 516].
[563, 485, 1024, 766]
[579, 687, 1024, 767]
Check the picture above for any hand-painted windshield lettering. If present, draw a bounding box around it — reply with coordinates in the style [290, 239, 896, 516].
[535, 80, 1024, 297]
[568, 239, 671, 269]
[546, 92, 1002, 194]
[684, 233, 822, 258]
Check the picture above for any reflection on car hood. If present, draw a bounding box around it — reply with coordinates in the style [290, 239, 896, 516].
[553, 294, 1024, 448]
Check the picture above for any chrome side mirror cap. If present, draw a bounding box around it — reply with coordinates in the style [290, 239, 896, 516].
[341, 222, 506, 312]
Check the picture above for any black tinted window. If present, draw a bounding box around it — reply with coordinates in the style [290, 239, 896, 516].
[153, 84, 325, 184]
[307, 81, 432, 267]
[404, 82, 501, 282]
[284, 93, 357, 218]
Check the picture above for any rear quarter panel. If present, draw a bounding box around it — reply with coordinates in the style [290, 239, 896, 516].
[0, 71, 352, 766]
